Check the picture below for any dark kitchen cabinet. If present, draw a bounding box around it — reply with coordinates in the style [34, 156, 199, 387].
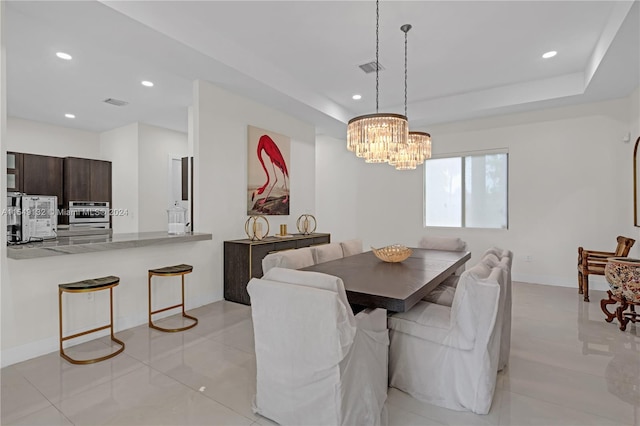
[22, 153, 63, 204]
[182, 156, 194, 231]
[181, 156, 189, 201]
[64, 157, 112, 203]
[89, 159, 112, 203]
[63, 157, 91, 202]
[6, 152, 23, 192]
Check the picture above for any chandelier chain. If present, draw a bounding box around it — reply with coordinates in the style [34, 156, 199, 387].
[404, 29, 408, 117]
[376, 0, 379, 113]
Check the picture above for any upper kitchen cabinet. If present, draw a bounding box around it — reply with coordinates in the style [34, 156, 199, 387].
[64, 157, 112, 203]
[22, 153, 63, 204]
[6, 152, 23, 192]
[89, 159, 112, 203]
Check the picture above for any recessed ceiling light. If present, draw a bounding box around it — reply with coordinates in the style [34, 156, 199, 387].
[65, 113, 75, 119]
[542, 51, 557, 59]
[141, 80, 154, 87]
[352, 94, 362, 100]
[56, 52, 72, 60]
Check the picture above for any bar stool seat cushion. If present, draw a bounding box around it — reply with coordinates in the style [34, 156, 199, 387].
[59, 275, 120, 290]
[149, 264, 193, 275]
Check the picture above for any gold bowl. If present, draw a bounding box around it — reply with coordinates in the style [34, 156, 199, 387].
[372, 244, 412, 263]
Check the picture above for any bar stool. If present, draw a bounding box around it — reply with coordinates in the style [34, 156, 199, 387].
[148, 264, 198, 332]
[58, 276, 125, 365]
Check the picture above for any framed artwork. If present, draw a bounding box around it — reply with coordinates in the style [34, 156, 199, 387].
[247, 125, 290, 215]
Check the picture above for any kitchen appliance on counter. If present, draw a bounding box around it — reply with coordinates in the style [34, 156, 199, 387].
[68, 201, 110, 230]
[6, 193, 58, 243]
[167, 203, 188, 235]
[7, 192, 23, 243]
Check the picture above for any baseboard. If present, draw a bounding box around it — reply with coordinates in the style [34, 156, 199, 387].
[1, 293, 219, 368]
[512, 272, 610, 292]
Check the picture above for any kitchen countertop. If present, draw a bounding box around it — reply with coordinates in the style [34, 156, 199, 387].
[6, 231, 212, 260]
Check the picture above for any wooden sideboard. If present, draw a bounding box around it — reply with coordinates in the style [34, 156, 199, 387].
[224, 233, 331, 305]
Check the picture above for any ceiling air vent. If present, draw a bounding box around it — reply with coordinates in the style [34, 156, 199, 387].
[358, 61, 384, 74]
[103, 98, 129, 107]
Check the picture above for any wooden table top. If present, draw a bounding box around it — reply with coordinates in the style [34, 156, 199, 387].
[301, 248, 471, 312]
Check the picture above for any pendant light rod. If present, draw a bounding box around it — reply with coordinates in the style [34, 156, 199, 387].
[375, 0, 380, 113]
[401, 24, 411, 118]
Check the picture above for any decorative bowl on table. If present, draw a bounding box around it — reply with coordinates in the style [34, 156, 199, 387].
[605, 257, 640, 303]
[372, 244, 412, 263]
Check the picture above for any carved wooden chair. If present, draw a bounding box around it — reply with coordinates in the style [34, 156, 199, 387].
[577, 236, 635, 302]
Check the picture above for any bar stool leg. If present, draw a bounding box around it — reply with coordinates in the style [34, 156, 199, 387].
[148, 271, 153, 329]
[148, 272, 198, 332]
[59, 285, 125, 365]
[59, 287, 63, 357]
[181, 273, 186, 316]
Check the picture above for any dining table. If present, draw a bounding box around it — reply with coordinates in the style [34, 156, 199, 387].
[300, 248, 471, 312]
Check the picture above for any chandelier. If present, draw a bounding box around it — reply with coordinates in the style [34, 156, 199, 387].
[346, 0, 408, 163]
[389, 24, 432, 170]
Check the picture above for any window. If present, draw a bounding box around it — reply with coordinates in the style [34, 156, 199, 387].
[425, 151, 508, 229]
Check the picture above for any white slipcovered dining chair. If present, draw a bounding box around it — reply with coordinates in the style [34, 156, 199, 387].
[311, 242, 344, 264]
[483, 247, 513, 260]
[261, 247, 315, 274]
[340, 239, 363, 257]
[418, 235, 468, 252]
[419, 235, 468, 275]
[247, 267, 389, 425]
[482, 251, 513, 371]
[388, 262, 504, 415]
[428, 249, 513, 371]
[420, 236, 468, 305]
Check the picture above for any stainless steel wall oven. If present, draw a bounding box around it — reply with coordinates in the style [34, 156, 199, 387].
[68, 201, 110, 228]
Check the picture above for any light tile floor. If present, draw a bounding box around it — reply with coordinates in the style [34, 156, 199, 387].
[1, 282, 638, 425]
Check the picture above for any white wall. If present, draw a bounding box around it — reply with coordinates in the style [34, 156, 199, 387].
[630, 87, 640, 251]
[137, 123, 187, 232]
[100, 123, 139, 233]
[317, 95, 637, 291]
[193, 80, 316, 301]
[0, 0, 10, 367]
[315, 134, 360, 241]
[631, 87, 639, 140]
[6, 117, 100, 158]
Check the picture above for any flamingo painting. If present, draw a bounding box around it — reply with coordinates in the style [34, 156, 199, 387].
[247, 126, 291, 215]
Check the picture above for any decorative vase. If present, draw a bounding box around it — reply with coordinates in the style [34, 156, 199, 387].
[605, 257, 640, 303]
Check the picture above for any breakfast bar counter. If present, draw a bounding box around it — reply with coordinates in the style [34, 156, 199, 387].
[7, 231, 212, 260]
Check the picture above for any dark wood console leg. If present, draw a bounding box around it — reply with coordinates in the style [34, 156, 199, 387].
[582, 276, 590, 302]
[600, 291, 618, 323]
[577, 247, 584, 295]
[578, 271, 583, 295]
[616, 300, 629, 331]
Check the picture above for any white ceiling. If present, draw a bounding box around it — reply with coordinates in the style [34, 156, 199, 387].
[5, 1, 640, 138]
